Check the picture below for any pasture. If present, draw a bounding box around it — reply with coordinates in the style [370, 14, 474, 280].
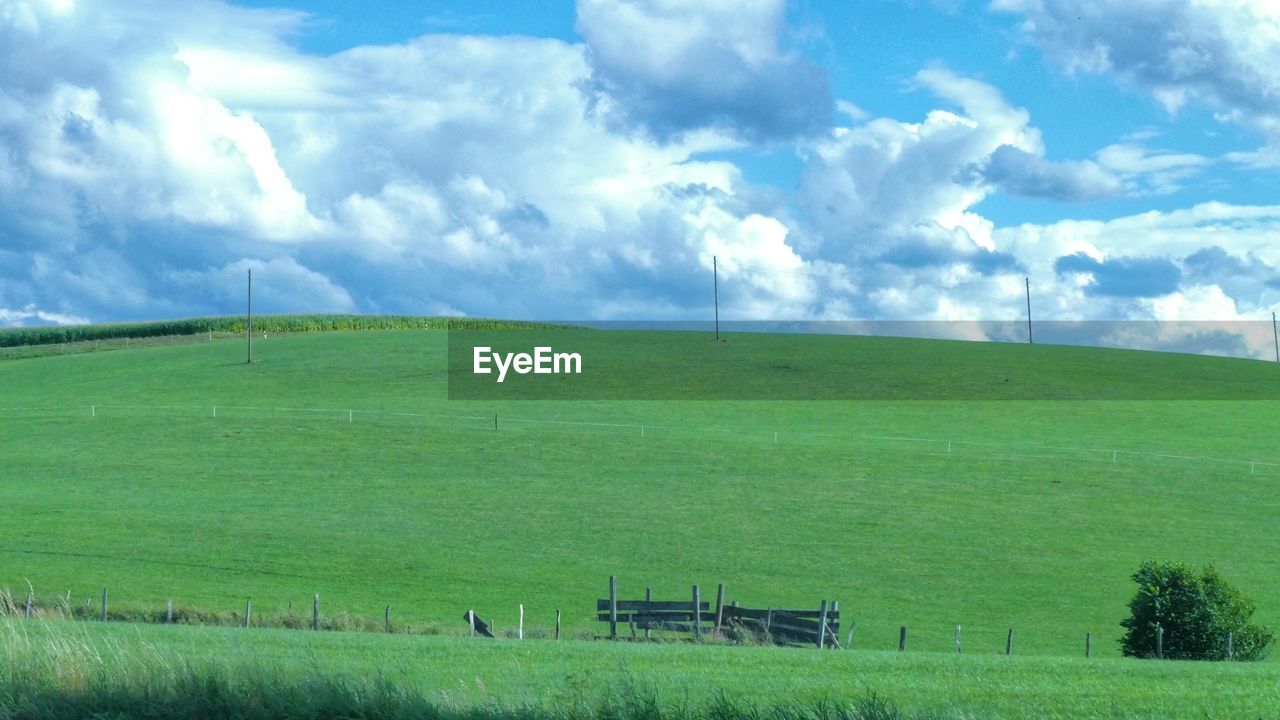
[2, 322, 1279, 716]
[4, 618, 1280, 719]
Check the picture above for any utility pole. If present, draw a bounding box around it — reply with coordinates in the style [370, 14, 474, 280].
[1025, 276, 1033, 344]
[713, 255, 721, 342]
[247, 268, 253, 364]
[1273, 312, 1278, 363]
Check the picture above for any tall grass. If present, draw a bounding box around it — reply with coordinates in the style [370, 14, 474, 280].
[0, 315, 554, 348]
[0, 619, 927, 720]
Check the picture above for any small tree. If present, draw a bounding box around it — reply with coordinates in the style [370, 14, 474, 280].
[1120, 561, 1274, 660]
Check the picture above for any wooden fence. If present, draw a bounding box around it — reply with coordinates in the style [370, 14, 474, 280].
[597, 577, 839, 648]
[722, 603, 840, 648]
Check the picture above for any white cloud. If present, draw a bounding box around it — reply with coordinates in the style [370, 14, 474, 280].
[994, 0, 1280, 152]
[1, 0, 1277, 346]
[996, 202, 1280, 325]
[0, 0, 832, 322]
[800, 67, 1043, 257]
[575, 0, 832, 141]
[0, 304, 89, 327]
[1094, 143, 1211, 194]
[167, 257, 356, 314]
[1147, 283, 1240, 320]
[978, 145, 1123, 201]
[797, 57, 1280, 327]
[0, 0, 326, 244]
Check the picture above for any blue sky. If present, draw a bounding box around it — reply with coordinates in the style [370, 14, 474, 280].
[2, 0, 1279, 354]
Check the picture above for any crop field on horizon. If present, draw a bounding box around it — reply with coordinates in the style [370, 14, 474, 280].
[2, 323, 1278, 663]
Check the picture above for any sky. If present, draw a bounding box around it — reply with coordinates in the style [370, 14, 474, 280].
[2, 0, 1280, 353]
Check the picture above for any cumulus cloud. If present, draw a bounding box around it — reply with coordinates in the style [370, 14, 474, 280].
[794, 67, 1066, 318]
[0, 304, 88, 327]
[0, 0, 843, 323]
[1053, 252, 1182, 298]
[1094, 143, 1211, 194]
[788, 64, 1259, 323]
[575, 0, 832, 142]
[802, 67, 1037, 253]
[169, 257, 356, 314]
[994, 0, 1280, 154]
[973, 144, 1122, 201]
[2, 0, 1278, 350]
[997, 202, 1280, 324]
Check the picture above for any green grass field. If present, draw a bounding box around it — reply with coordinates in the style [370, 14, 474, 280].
[2, 323, 1279, 716]
[4, 618, 1279, 719]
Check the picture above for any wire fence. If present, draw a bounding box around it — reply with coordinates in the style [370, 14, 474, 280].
[1, 401, 1277, 477]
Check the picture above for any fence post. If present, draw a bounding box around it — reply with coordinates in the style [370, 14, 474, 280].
[644, 587, 652, 640]
[519, 604, 524, 640]
[556, 609, 561, 640]
[1006, 628, 1014, 656]
[167, 598, 173, 624]
[609, 576, 618, 639]
[101, 588, 108, 622]
[899, 625, 907, 651]
[1156, 624, 1164, 659]
[714, 583, 725, 634]
[817, 600, 829, 650]
[1227, 631, 1233, 661]
[831, 601, 839, 646]
[692, 585, 701, 640]
[244, 599, 252, 628]
[386, 605, 391, 633]
[1086, 632, 1092, 658]
[312, 594, 319, 631]
[24, 593, 32, 619]
[469, 610, 476, 637]
[765, 609, 774, 642]
[846, 621, 856, 650]
[954, 624, 962, 654]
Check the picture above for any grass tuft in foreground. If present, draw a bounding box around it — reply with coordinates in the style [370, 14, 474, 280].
[0, 620, 928, 720]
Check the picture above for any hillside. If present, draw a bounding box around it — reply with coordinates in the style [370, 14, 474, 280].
[1, 323, 1278, 658]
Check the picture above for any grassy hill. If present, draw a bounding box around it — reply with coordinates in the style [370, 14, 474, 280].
[2, 323, 1278, 663]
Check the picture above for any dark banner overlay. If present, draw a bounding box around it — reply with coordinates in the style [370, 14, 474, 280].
[446, 321, 1280, 401]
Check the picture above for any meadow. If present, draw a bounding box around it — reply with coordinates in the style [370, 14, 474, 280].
[3, 618, 1279, 719]
[1, 321, 1279, 716]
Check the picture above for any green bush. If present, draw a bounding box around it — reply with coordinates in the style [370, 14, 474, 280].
[1120, 560, 1274, 660]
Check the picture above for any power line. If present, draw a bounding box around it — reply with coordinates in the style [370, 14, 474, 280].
[713, 255, 720, 341]
[1025, 277, 1033, 345]
[246, 269, 253, 365]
